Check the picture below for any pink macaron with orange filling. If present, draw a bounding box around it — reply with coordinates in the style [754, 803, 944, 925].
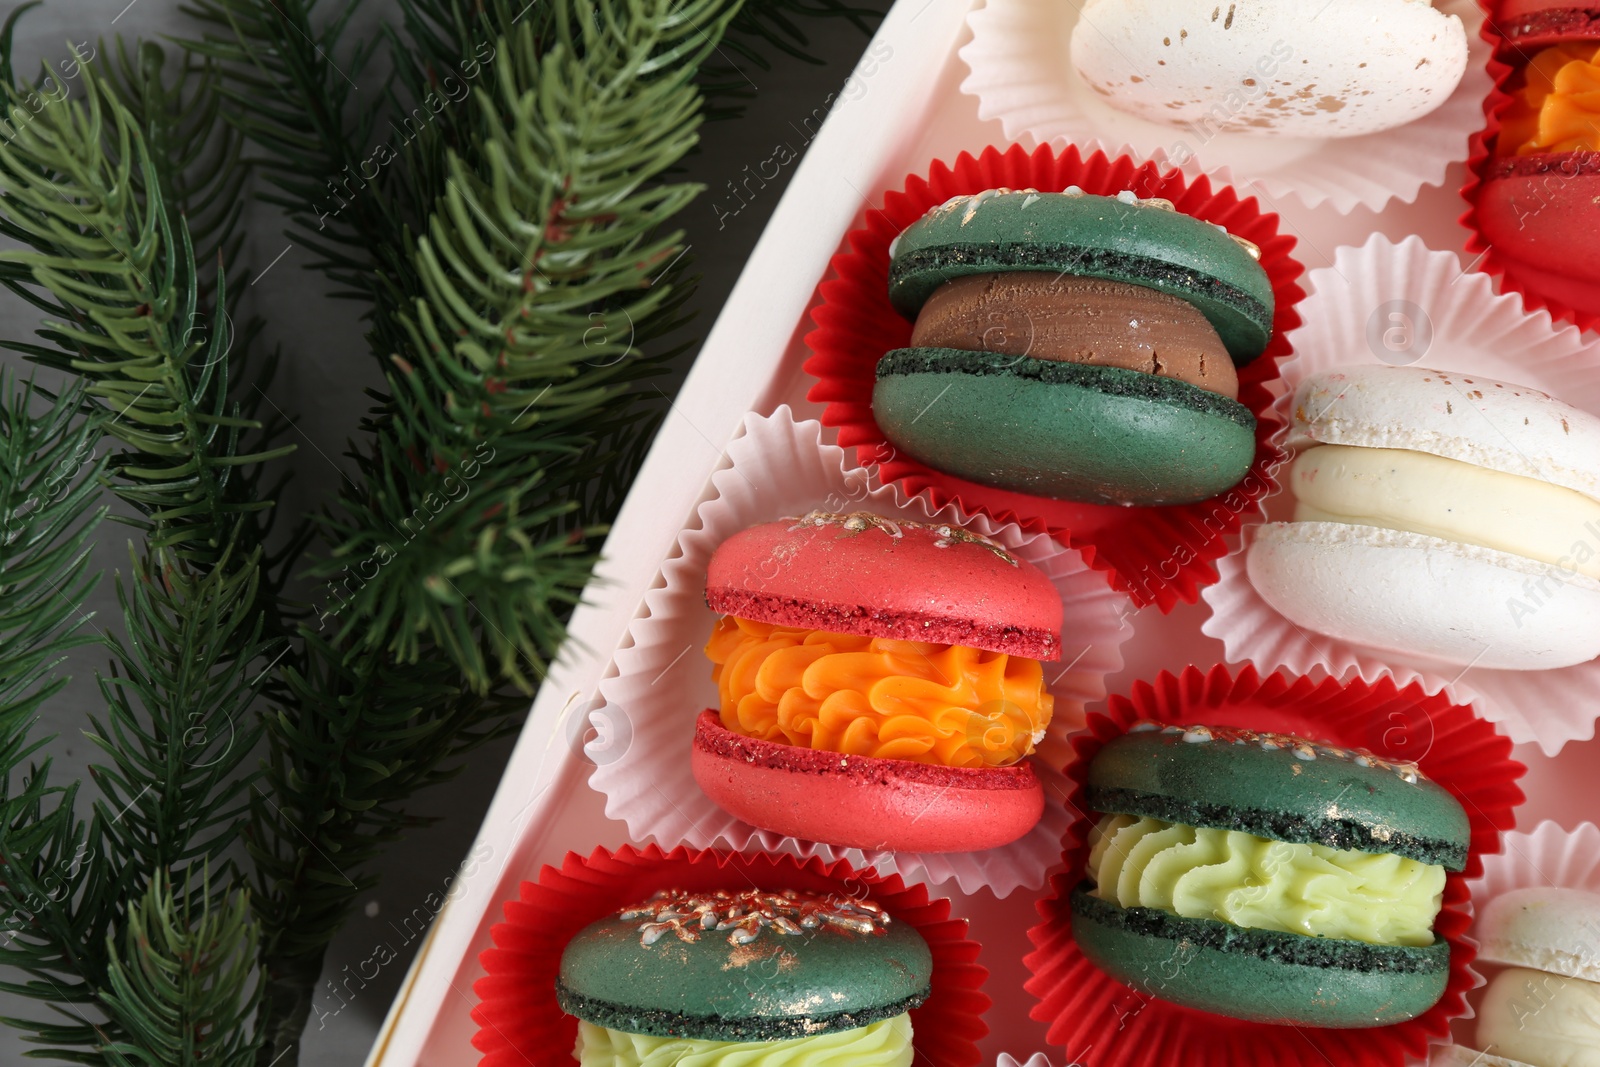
[694, 509, 1062, 853]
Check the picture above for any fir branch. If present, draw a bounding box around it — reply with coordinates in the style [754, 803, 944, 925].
[88, 547, 271, 895]
[0, 60, 293, 579]
[0, 373, 105, 720]
[99, 39, 249, 308]
[0, 373, 113, 1061]
[1, 549, 276, 1067]
[179, 0, 398, 319]
[2, 541, 274, 1065]
[0, 373, 105, 1010]
[314, 0, 739, 691]
[98, 870, 259, 1067]
[1, 23, 278, 1065]
[247, 640, 521, 1064]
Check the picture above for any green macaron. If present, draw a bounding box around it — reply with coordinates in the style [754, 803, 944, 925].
[887, 189, 1273, 363]
[873, 349, 1257, 506]
[557, 887, 932, 1044]
[873, 189, 1272, 507]
[1069, 722, 1470, 1028]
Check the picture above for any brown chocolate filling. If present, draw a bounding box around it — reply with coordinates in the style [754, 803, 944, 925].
[910, 273, 1239, 398]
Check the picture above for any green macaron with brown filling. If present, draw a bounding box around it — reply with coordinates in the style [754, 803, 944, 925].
[874, 189, 1271, 506]
[1070, 722, 1470, 1028]
[558, 887, 932, 1063]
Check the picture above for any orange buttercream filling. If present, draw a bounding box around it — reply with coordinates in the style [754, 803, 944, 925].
[1500, 42, 1600, 156]
[705, 615, 1053, 768]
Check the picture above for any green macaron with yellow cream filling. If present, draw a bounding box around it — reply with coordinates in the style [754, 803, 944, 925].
[1070, 722, 1470, 1027]
[873, 188, 1272, 506]
[557, 887, 932, 1065]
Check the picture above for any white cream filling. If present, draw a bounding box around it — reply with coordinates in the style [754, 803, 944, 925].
[1289, 445, 1600, 580]
[1478, 967, 1600, 1067]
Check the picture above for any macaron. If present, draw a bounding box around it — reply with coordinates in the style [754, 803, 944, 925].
[1070, 721, 1470, 1028]
[558, 886, 931, 1062]
[694, 509, 1061, 852]
[1431, 887, 1600, 1067]
[1247, 364, 1600, 671]
[1474, 5, 1600, 301]
[873, 188, 1269, 506]
[1069, 0, 1469, 138]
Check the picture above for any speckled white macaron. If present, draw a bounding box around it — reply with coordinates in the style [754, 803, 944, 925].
[1431, 888, 1600, 1067]
[1428, 1047, 1527, 1067]
[1247, 365, 1600, 671]
[1249, 523, 1600, 670]
[1287, 365, 1600, 500]
[1477, 887, 1600, 981]
[1070, 0, 1470, 139]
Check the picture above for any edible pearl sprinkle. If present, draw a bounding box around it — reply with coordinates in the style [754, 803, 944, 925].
[1131, 721, 1426, 784]
[621, 888, 890, 947]
[784, 510, 1018, 565]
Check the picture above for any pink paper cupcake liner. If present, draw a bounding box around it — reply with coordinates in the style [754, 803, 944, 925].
[960, 0, 1492, 213]
[1201, 235, 1600, 756]
[587, 407, 1133, 897]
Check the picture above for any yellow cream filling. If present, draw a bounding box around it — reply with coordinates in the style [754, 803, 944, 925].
[1290, 445, 1600, 580]
[573, 1015, 914, 1066]
[1478, 968, 1600, 1067]
[1087, 814, 1446, 947]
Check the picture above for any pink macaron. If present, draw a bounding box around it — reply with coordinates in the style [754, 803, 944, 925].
[695, 510, 1063, 853]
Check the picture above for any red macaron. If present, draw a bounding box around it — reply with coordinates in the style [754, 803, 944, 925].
[1470, 0, 1600, 313]
[1495, 0, 1600, 47]
[694, 510, 1063, 853]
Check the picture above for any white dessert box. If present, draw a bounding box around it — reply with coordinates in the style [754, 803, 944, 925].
[365, 0, 1600, 1062]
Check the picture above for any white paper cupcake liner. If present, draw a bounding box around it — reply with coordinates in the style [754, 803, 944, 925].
[1201, 236, 1600, 757]
[959, 0, 1491, 213]
[1428, 822, 1600, 1066]
[1475, 822, 1600, 902]
[588, 407, 1134, 897]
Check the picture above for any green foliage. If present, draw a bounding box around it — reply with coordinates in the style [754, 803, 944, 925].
[89, 547, 271, 891]
[180, 0, 399, 329]
[0, 0, 877, 1061]
[201, 0, 738, 1056]
[99, 39, 249, 304]
[0, 374, 105, 1054]
[0, 373, 104, 721]
[315, 0, 734, 690]
[247, 638, 523, 1063]
[0, 512, 275, 1065]
[0, 375, 108, 1062]
[99, 871, 259, 1067]
[0, 56, 292, 578]
[0, 20, 275, 1066]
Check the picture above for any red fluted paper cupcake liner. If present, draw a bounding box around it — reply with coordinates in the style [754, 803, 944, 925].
[471, 844, 990, 1067]
[1024, 665, 1527, 1067]
[1460, 3, 1600, 332]
[804, 144, 1305, 613]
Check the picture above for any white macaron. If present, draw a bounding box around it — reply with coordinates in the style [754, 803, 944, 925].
[1247, 365, 1600, 671]
[1478, 887, 1600, 982]
[1429, 1049, 1533, 1067]
[1433, 888, 1600, 1067]
[1070, 0, 1470, 139]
